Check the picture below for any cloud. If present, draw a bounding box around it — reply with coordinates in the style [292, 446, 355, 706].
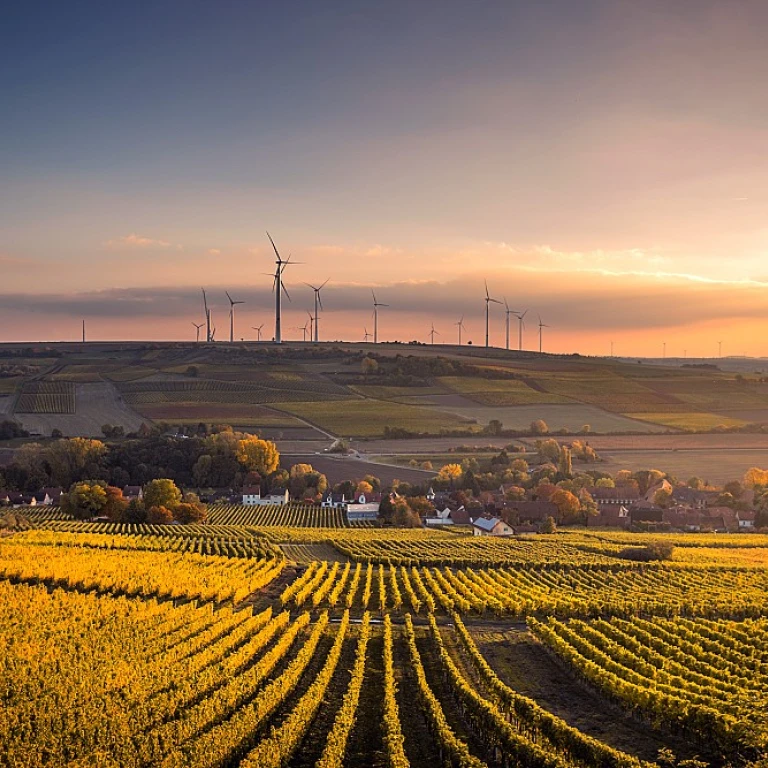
[105, 233, 182, 250]
[1, 266, 767, 336]
[364, 244, 402, 258]
[208, 248, 222, 256]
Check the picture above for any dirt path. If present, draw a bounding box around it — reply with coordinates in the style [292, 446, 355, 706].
[470, 628, 705, 763]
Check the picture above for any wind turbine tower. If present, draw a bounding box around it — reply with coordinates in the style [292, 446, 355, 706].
[504, 299, 519, 351]
[225, 291, 245, 343]
[484, 281, 502, 348]
[305, 279, 329, 342]
[538, 315, 550, 354]
[428, 323, 440, 345]
[455, 316, 466, 345]
[364, 327, 372, 342]
[192, 322, 204, 343]
[266, 232, 299, 344]
[252, 324, 264, 342]
[372, 290, 389, 344]
[516, 310, 527, 351]
[201, 288, 211, 342]
[82, 320, 86, 343]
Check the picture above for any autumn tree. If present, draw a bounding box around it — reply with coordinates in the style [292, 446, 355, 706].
[103, 486, 128, 521]
[653, 488, 672, 508]
[236, 437, 280, 476]
[355, 480, 373, 496]
[361, 357, 379, 375]
[530, 419, 549, 435]
[558, 446, 573, 477]
[550, 488, 580, 522]
[535, 439, 561, 463]
[743, 467, 768, 488]
[595, 477, 615, 488]
[62, 482, 108, 520]
[437, 463, 463, 485]
[47, 438, 107, 488]
[541, 515, 557, 534]
[147, 505, 174, 524]
[143, 479, 182, 512]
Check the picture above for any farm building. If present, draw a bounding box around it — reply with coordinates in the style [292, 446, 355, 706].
[242, 488, 290, 506]
[346, 492, 381, 521]
[471, 517, 514, 537]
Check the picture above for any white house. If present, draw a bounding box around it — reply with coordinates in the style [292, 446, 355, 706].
[346, 492, 381, 521]
[242, 487, 290, 506]
[321, 491, 348, 509]
[738, 510, 756, 529]
[471, 516, 514, 537]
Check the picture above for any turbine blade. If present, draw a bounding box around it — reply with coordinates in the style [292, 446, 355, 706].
[318, 295, 324, 310]
[282, 283, 291, 301]
[226, 290, 233, 304]
[320, 278, 329, 289]
[266, 231, 281, 260]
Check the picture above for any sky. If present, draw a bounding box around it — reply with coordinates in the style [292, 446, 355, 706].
[2, 0, 767, 356]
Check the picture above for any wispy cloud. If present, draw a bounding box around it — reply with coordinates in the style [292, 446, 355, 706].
[208, 248, 221, 256]
[105, 233, 182, 250]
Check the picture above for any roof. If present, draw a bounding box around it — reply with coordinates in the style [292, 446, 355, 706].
[471, 516, 501, 532]
[242, 486, 262, 495]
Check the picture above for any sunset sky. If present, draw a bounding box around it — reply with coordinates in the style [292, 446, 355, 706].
[2, 0, 767, 356]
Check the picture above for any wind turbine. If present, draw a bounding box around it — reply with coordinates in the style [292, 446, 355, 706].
[251, 324, 264, 342]
[300, 318, 311, 342]
[516, 310, 528, 351]
[305, 279, 329, 342]
[538, 315, 550, 353]
[201, 288, 211, 342]
[484, 280, 502, 348]
[225, 291, 245, 343]
[428, 323, 440, 345]
[372, 290, 389, 344]
[192, 322, 204, 343]
[364, 327, 372, 342]
[266, 232, 300, 344]
[504, 299, 520, 351]
[306, 311, 314, 342]
[455, 316, 466, 345]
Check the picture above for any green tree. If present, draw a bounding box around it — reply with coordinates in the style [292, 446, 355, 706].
[62, 482, 108, 520]
[142, 479, 182, 512]
[541, 515, 557, 533]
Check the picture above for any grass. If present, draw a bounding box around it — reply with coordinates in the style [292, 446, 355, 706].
[272, 399, 478, 437]
[437, 376, 573, 405]
[625, 412, 748, 431]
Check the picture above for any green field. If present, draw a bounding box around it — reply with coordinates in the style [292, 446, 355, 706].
[273, 398, 478, 437]
[437, 376, 573, 405]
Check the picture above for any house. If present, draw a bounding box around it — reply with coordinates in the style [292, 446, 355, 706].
[242, 487, 290, 506]
[590, 505, 631, 529]
[36, 487, 64, 506]
[123, 485, 143, 501]
[0, 492, 36, 507]
[321, 491, 348, 509]
[591, 486, 640, 506]
[643, 479, 673, 504]
[738, 510, 756, 529]
[346, 492, 382, 522]
[629, 502, 665, 525]
[471, 516, 514, 537]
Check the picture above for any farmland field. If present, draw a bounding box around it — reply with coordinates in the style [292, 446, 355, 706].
[15, 381, 76, 413]
[272, 398, 478, 437]
[437, 376, 573, 405]
[1, 523, 767, 766]
[625, 411, 748, 430]
[131, 401, 308, 427]
[425, 402, 669, 433]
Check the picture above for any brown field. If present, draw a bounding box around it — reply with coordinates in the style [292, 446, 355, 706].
[540, 433, 768, 450]
[132, 401, 307, 427]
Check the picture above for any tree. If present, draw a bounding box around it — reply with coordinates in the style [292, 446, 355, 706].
[530, 419, 549, 435]
[558, 446, 573, 477]
[174, 498, 207, 523]
[653, 488, 672, 508]
[437, 464, 463, 485]
[485, 419, 503, 436]
[541, 515, 557, 534]
[687, 476, 704, 490]
[421, 460, 433, 471]
[46, 438, 107, 488]
[147, 505, 174, 524]
[236, 437, 280, 476]
[550, 488, 580, 521]
[392, 498, 421, 527]
[595, 477, 615, 488]
[743, 467, 768, 489]
[361, 357, 379, 375]
[405, 496, 434, 517]
[123, 498, 147, 524]
[192, 454, 213, 486]
[536, 439, 561, 463]
[143, 479, 182, 512]
[723, 480, 743, 499]
[62, 482, 108, 520]
[355, 480, 373, 496]
[103, 486, 128, 521]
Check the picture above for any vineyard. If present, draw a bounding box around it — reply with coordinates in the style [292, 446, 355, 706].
[1, 523, 767, 766]
[119, 377, 353, 405]
[15, 380, 76, 413]
[207, 502, 355, 528]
